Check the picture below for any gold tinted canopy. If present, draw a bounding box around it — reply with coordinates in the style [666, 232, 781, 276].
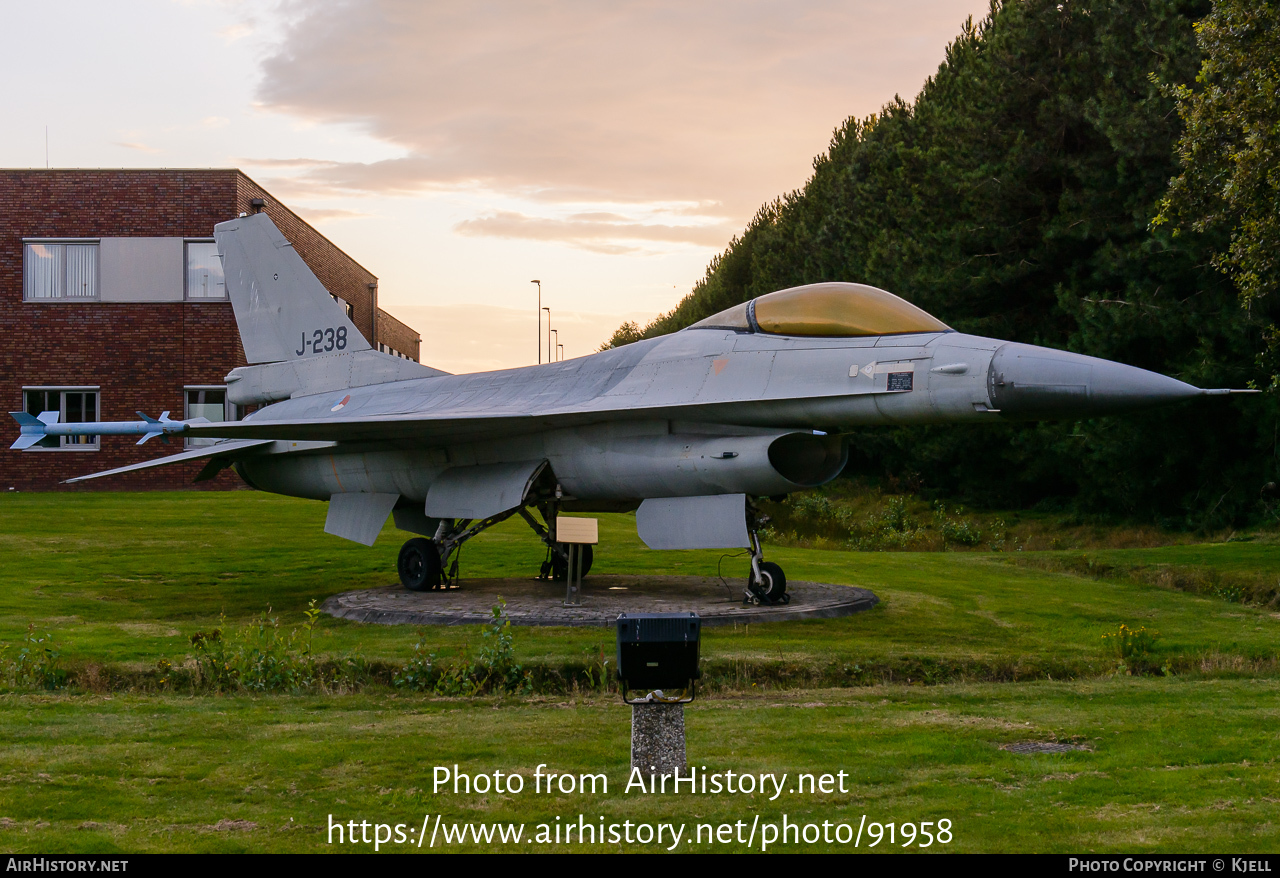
[689, 282, 949, 337]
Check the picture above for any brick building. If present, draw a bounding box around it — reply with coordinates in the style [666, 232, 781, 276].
[0, 169, 421, 491]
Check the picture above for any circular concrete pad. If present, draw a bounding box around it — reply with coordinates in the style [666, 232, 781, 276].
[322, 574, 878, 627]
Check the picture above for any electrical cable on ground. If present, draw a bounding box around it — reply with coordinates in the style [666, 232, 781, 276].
[717, 549, 751, 599]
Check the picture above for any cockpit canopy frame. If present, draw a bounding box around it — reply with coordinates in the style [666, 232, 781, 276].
[687, 282, 949, 338]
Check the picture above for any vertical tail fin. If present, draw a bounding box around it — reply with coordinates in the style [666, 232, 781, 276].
[213, 212, 371, 365]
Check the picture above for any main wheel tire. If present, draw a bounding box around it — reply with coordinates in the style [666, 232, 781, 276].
[398, 538, 442, 592]
[551, 544, 594, 581]
[757, 561, 787, 603]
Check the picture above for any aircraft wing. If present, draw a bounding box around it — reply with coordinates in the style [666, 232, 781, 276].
[177, 397, 788, 446]
[183, 410, 601, 445]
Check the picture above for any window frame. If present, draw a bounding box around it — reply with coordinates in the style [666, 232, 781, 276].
[184, 239, 227, 301]
[22, 239, 101, 302]
[331, 295, 354, 319]
[183, 385, 239, 449]
[21, 385, 101, 451]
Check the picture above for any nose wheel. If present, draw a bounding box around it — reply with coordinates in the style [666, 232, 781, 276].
[744, 506, 788, 606]
[749, 560, 788, 604]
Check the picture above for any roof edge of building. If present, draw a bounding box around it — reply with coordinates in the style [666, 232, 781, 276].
[234, 170, 379, 284]
[0, 167, 244, 172]
[0, 167, 380, 284]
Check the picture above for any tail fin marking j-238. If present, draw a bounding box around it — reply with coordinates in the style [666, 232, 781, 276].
[214, 212, 371, 365]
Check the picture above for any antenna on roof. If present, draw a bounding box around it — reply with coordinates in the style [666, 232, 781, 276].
[45, 125, 48, 169]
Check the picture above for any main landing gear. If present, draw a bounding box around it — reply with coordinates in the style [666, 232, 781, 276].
[398, 537, 443, 591]
[744, 502, 788, 606]
[396, 499, 592, 591]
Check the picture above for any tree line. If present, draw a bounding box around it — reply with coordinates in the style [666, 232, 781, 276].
[606, 0, 1280, 527]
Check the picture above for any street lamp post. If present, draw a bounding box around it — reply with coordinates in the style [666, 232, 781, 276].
[530, 280, 541, 364]
[550, 329, 558, 362]
[558, 343, 564, 362]
[543, 307, 551, 364]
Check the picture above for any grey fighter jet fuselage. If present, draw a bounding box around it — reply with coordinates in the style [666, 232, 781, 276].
[10, 212, 1246, 603]
[220, 318, 1210, 503]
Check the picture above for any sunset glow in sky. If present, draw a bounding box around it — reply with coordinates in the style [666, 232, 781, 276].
[1, 0, 989, 373]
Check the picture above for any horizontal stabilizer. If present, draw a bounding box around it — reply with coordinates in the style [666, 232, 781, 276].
[194, 456, 235, 482]
[63, 439, 273, 484]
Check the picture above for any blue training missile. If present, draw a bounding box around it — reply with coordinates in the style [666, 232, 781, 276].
[8, 411, 205, 450]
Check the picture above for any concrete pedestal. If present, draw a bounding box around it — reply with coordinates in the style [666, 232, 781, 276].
[631, 703, 686, 777]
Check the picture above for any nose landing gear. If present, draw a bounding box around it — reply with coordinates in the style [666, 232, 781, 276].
[744, 504, 788, 606]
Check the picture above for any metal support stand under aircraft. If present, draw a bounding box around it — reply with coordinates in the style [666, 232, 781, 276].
[520, 505, 594, 583]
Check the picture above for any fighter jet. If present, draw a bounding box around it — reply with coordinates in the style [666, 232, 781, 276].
[9, 213, 1250, 603]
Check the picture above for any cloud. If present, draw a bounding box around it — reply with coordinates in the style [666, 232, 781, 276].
[292, 206, 372, 223]
[218, 21, 254, 43]
[113, 141, 161, 154]
[202, 116, 230, 128]
[455, 210, 732, 252]
[235, 156, 339, 169]
[254, 0, 990, 227]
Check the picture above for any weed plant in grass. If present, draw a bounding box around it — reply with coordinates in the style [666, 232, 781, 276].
[392, 600, 533, 697]
[0, 625, 69, 690]
[183, 601, 373, 695]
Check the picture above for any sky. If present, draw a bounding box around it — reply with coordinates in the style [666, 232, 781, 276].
[0, 0, 990, 373]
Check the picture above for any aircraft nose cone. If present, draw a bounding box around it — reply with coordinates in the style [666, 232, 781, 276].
[987, 343, 1202, 420]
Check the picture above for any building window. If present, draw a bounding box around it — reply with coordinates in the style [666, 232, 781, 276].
[378, 342, 414, 361]
[22, 387, 99, 450]
[185, 241, 226, 299]
[23, 242, 99, 300]
[184, 387, 239, 448]
[332, 295, 354, 319]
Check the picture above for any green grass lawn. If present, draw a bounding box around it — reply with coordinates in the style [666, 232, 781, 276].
[1, 491, 1278, 852]
[3, 681, 1278, 852]
[0, 492, 1276, 675]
